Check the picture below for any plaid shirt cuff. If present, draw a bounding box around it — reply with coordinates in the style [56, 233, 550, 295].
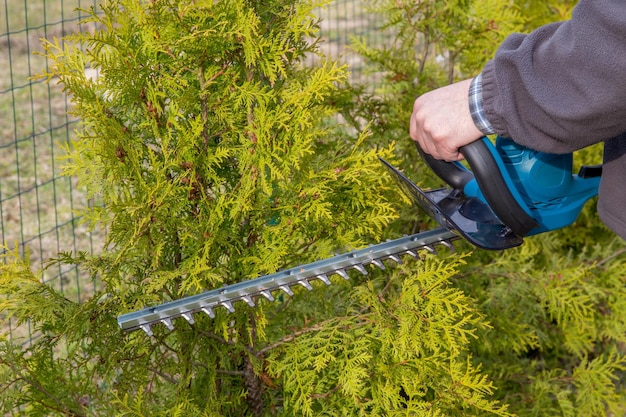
[468, 74, 496, 135]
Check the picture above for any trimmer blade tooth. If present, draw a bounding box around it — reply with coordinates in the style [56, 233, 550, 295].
[181, 312, 195, 324]
[161, 317, 174, 331]
[442, 240, 456, 251]
[140, 324, 153, 336]
[405, 250, 418, 258]
[423, 245, 437, 255]
[260, 290, 274, 302]
[242, 295, 255, 307]
[222, 300, 235, 313]
[317, 274, 331, 285]
[201, 306, 215, 318]
[280, 285, 294, 296]
[298, 280, 313, 290]
[336, 269, 349, 280]
[353, 264, 368, 275]
[388, 255, 402, 264]
[371, 259, 385, 270]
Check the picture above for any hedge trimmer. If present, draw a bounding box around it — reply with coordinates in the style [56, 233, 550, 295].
[118, 137, 601, 336]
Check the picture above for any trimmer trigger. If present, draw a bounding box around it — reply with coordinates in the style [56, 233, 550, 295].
[578, 164, 602, 178]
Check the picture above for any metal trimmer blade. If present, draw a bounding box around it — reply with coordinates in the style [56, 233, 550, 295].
[117, 227, 458, 335]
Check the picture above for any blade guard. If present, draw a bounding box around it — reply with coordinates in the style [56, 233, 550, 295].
[383, 137, 601, 250]
[381, 159, 523, 250]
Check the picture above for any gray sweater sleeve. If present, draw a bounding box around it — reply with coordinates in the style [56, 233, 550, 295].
[481, 0, 626, 153]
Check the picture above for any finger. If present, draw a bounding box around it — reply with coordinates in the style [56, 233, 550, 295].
[420, 137, 441, 159]
[409, 114, 417, 142]
[409, 109, 421, 142]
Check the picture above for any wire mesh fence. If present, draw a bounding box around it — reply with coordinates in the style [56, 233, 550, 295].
[314, 0, 387, 83]
[0, 0, 384, 346]
[1, 0, 104, 347]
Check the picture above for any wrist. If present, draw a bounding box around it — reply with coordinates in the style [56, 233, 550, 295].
[468, 74, 496, 136]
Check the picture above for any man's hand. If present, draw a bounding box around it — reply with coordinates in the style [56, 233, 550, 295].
[409, 79, 483, 161]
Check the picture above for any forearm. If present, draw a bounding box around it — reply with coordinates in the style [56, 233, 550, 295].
[481, 0, 626, 153]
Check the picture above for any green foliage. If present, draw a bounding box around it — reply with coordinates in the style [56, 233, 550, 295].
[339, 0, 626, 415]
[452, 231, 626, 416]
[3, 0, 401, 415]
[267, 254, 514, 416]
[2, 0, 625, 416]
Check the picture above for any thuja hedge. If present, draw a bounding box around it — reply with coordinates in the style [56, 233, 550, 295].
[1, 1, 624, 416]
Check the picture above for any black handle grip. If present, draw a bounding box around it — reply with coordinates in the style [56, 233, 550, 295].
[416, 146, 474, 190]
[416, 140, 539, 236]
